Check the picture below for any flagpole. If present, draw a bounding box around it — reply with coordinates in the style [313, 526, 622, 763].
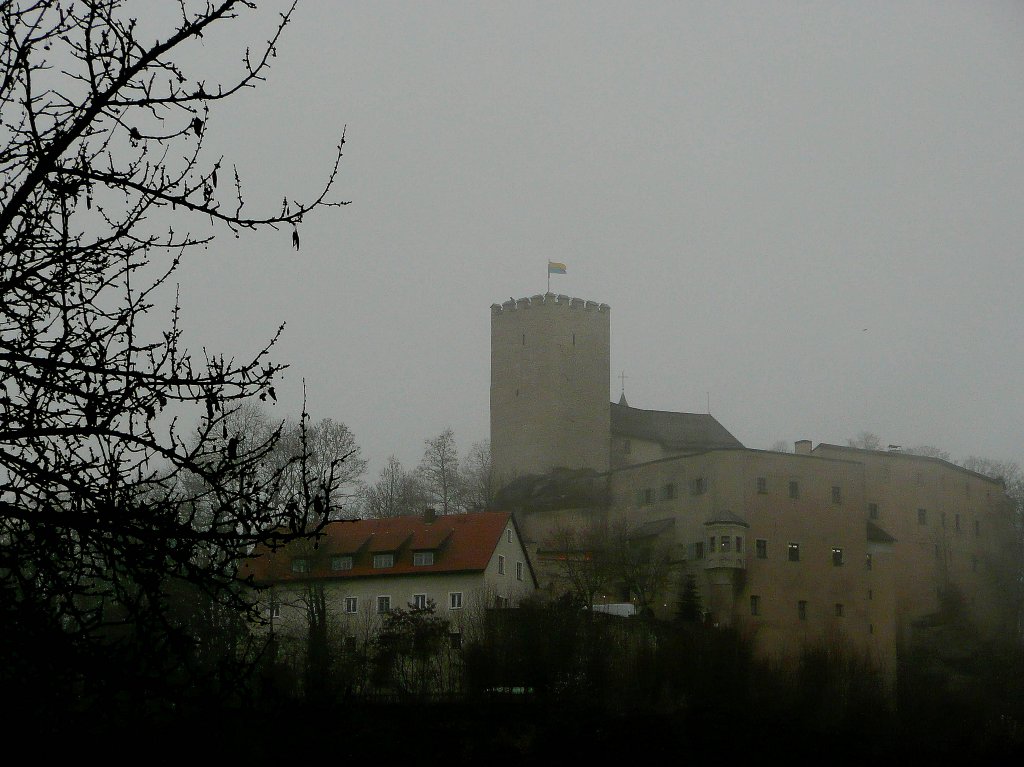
[547, 262, 550, 293]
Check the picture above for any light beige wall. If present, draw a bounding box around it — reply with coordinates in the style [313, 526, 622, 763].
[491, 294, 610, 481]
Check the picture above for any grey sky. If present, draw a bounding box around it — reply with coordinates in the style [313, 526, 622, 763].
[158, 1, 1024, 479]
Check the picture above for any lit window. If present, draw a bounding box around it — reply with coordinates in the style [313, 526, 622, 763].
[917, 508, 927, 525]
[788, 542, 800, 562]
[412, 593, 427, 610]
[832, 486, 842, 504]
[721, 536, 731, 553]
[835, 603, 844, 618]
[291, 558, 309, 573]
[449, 592, 463, 610]
[755, 539, 767, 559]
[376, 596, 391, 614]
[832, 547, 843, 566]
[498, 555, 505, 575]
[344, 597, 357, 614]
[868, 502, 879, 520]
[516, 561, 524, 581]
[269, 603, 280, 619]
[789, 481, 799, 499]
[373, 553, 394, 568]
[331, 555, 353, 571]
[798, 600, 807, 620]
[865, 553, 872, 571]
[413, 551, 434, 566]
[750, 595, 760, 616]
[756, 477, 767, 494]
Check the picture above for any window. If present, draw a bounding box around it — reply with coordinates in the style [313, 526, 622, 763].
[868, 589, 873, 600]
[865, 553, 873, 571]
[413, 551, 435, 566]
[708, 536, 715, 552]
[637, 488, 654, 506]
[756, 477, 767, 494]
[507, 529, 512, 543]
[495, 596, 510, 608]
[721, 536, 731, 553]
[735, 536, 743, 554]
[344, 597, 358, 614]
[832, 547, 843, 566]
[835, 603, 844, 618]
[449, 592, 463, 610]
[868, 502, 879, 520]
[373, 553, 394, 568]
[917, 508, 927, 525]
[269, 603, 280, 619]
[412, 593, 427, 610]
[798, 600, 807, 620]
[832, 486, 842, 504]
[788, 542, 800, 562]
[691, 477, 707, 496]
[750, 595, 760, 616]
[516, 561, 524, 581]
[376, 596, 391, 614]
[662, 482, 676, 500]
[331, 555, 353, 571]
[955, 513, 961, 532]
[755, 539, 767, 559]
[693, 541, 705, 560]
[789, 480, 799, 499]
[291, 558, 309, 573]
[869, 624, 874, 634]
[974, 520, 980, 536]
[498, 555, 506, 575]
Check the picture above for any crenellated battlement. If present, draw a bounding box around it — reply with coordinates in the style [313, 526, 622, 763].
[490, 292, 610, 315]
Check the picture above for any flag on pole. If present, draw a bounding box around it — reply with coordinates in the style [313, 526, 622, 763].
[548, 261, 567, 274]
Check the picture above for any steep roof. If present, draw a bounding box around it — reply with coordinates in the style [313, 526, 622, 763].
[610, 401, 744, 451]
[242, 511, 515, 585]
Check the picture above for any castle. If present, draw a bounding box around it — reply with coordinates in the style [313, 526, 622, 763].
[491, 292, 1018, 673]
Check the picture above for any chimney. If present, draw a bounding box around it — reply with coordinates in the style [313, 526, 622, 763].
[794, 440, 812, 455]
[423, 508, 437, 524]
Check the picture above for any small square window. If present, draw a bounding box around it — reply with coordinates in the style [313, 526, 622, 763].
[344, 597, 358, 614]
[832, 486, 842, 504]
[449, 592, 463, 610]
[868, 502, 879, 520]
[750, 595, 760, 616]
[412, 593, 427, 610]
[413, 551, 434, 566]
[498, 555, 506, 575]
[789, 481, 799, 499]
[917, 508, 927, 525]
[291, 558, 309, 573]
[516, 561, 524, 581]
[331, 555, 353, 571]
[756, 477, 767, 494]
[755, 539, 767, 559]
[377, 596, 391, 614]
[788, 542, 800, 562]
[835, 603, 844, 618]
[373, 553, 394, 568]
[832, 547, 843, 566]
[798, 600, 807, 620]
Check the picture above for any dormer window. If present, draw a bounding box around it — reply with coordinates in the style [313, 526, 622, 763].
[331, 555, 353, 571]
[372, 553, 394, 569]
[291, 558, 309, 573]
[413, 551, 435, 566]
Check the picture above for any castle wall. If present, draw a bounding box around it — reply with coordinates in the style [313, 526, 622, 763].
[490, 293, 610, 481]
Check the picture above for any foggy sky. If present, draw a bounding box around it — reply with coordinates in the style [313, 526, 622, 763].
[155, 1, 1024, 481]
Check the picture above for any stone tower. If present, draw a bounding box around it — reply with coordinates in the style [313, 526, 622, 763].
[490, 293, 611, 482]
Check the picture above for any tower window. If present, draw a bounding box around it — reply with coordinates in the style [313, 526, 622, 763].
[756, 477, 767, 494]
[798, 600, 807, 620]
[788, 542, 800, 562]
[750, 595, 760, 616]
[831, 486, 842, 504]
[868, 502, 879, 520]
[832, 547, 843, 566]
[789, 481, 800, 499]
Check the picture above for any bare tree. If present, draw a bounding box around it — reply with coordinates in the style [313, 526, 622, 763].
[460, 439, 494, 512]
[419, 427, 462, 515]
[606, 518, 675, 616]
[848, 432, 882, 450]
[543, 520, 612, 614]
[362, 454, 424, 519]
[0, 0, 347, 710]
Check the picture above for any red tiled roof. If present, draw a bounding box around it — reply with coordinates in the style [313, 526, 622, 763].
[242, 511, 513, 585]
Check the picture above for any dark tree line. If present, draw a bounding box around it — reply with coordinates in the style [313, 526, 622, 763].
[0, 0, 348, 720]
